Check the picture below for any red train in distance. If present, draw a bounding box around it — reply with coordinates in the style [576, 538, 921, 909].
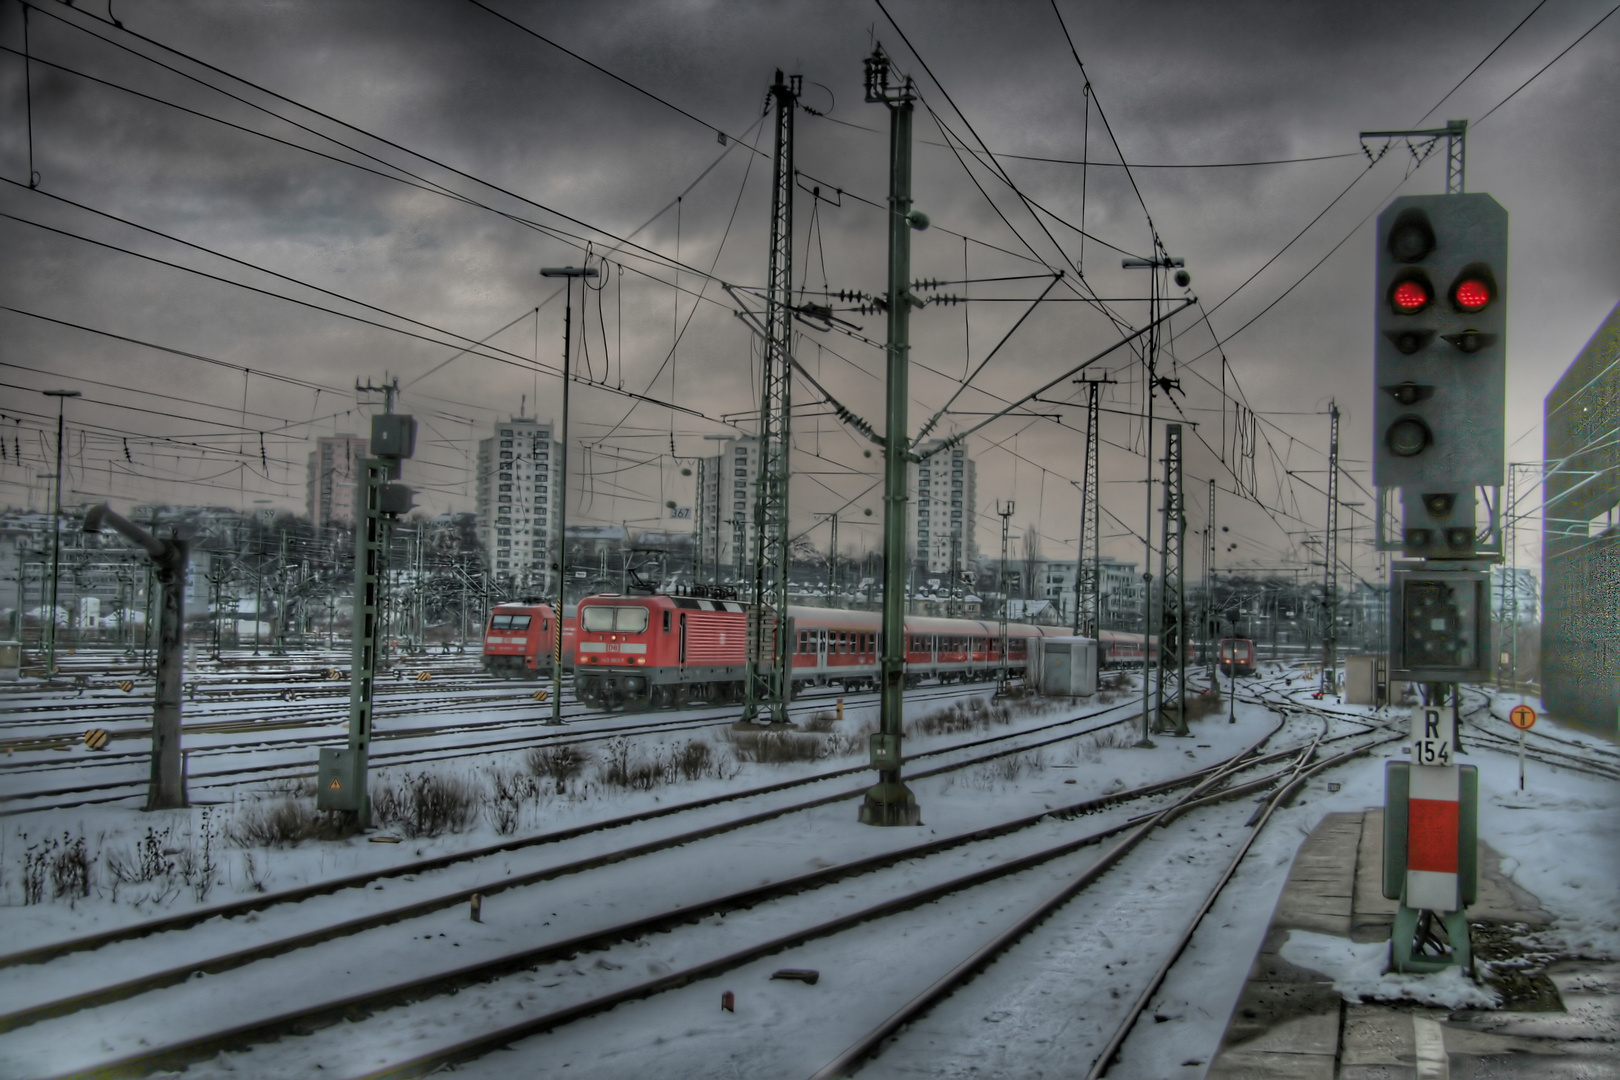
[1217, 637, 1257, 678]
[566, 592, 1163, 711]
[480, 600, 576, 679]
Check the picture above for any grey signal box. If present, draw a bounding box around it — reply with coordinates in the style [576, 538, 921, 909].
[1388, 563, 1491, 683]
[1373, 193, 1506, 491]
[1374, 194, 1507, 559]
[370, 413, 417, 460]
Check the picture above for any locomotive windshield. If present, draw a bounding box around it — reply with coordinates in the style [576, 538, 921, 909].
[489, 614, 531, 630]
[582, 605, 649, 633]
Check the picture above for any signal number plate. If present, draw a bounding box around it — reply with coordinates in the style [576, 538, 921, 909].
[1413, 738, 1452, 766]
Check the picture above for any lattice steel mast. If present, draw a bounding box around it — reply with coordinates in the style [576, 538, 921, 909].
[742, 70, 800, 725]
[1154, 423, 1188, 735]
[1071, 376, 1108, 637]
[1321, 401, 1340, 695]
[1204, 477, 1217, 686]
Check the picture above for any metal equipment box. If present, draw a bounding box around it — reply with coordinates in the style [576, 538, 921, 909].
[0, 641, 19, 681]
[1344, 654, 1387, 706]
[1389, 563, 1492, 683]
[370, 413, 417, 460]
[1037, 636, 1098, 697]
[316, 746, 363, 812]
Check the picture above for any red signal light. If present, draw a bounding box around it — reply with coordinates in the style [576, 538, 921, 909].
[1453, 278, 1491, 312]
[1391, 279, 1429, 313]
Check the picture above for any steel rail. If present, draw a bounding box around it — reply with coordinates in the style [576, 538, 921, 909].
[17, 719, 1315, 1080]
[4, 732, 1280, 1039]
[0, 689, 1157, 969]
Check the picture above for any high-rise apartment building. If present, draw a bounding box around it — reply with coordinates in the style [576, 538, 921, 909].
[694, 436, 759, 582]
[693, 437, 977, 584]
[908, 440, 977, 574]
[306, 435, 370, 529]
[476, 417, 554, 579]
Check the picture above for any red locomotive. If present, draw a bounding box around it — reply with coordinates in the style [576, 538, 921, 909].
[480, 601, 576, 679]
[1217, 637, 1257, 678]
[570, 593, 1161, 710]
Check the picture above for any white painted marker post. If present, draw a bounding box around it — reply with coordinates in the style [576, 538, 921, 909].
[1407, 705, 1461, 913]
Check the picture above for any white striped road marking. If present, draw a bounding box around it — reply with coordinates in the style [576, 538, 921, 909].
[1413, 1015, 1449, 1079]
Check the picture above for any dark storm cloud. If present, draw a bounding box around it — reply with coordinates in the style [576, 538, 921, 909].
[1, 0, 1614, 569]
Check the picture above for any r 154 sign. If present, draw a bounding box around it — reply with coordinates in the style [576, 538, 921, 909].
[1411, 704, 1454, 766]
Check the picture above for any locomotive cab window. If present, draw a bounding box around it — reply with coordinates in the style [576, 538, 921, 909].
[508, 615, 531, 630]
[582, 606, 651, 633]
[662, 610, 671, 633]
[490, 615, 512, 629]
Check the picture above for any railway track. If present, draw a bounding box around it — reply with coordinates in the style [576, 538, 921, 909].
[0, 689, 1170, 970]
[0, 681, 1029, 815]
[0, 675, 1361, 1080]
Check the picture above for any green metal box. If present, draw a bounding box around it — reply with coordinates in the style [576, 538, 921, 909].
[869, 732, 900, 770]
[316, 746, 363, 812]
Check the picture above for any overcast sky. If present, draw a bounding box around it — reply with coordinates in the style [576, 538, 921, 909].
[2, 0, 1615, 584]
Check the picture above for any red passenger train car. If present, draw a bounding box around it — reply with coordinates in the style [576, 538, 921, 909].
[571, 593, 1162, 710]
[480, 601, 577, 679]
[1217, 637, 1257, 678]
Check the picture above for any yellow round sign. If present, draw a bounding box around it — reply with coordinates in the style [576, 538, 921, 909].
[1509, 704, 1536, 730]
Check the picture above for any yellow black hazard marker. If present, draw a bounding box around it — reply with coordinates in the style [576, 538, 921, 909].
[83, 729, 111, 751]
[326, 668, 343, 680]
[416, 671, 432, 682]
[532, 689, 549, 702]
[119, 680, 134, 693]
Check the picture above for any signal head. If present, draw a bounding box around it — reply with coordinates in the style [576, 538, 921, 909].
[1386, 416, 1431, 458]
[1440, 329, 1496, 354]
[1386, 208, 1435, 263]
[1384, 328, 1436, 355]
[1449, 264, 1497, 313]
[1389, 273, 1432, 314]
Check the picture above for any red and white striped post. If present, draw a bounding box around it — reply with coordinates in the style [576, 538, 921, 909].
[1385, 703, 1476, 974]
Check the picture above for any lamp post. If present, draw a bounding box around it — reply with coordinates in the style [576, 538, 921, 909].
[42, 390, 81, 680]
[539, 264, 598, 726]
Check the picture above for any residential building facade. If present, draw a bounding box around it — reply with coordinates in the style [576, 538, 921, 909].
[306, 435, 370, 529]
[694, 436, 759, 583]
[908, 439, 978, 574]
[476, 417, 554, 581]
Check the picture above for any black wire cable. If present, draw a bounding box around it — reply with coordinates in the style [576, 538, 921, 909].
[1476, 1, 1620, 125]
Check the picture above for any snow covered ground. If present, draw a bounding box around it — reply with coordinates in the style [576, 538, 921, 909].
[0, 672, 1613, 1080]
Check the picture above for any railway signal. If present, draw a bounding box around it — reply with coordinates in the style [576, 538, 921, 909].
[1371, 178, 1509, 982]
[318, 389, 416, 825]
[1374, 193, 1507, 558]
